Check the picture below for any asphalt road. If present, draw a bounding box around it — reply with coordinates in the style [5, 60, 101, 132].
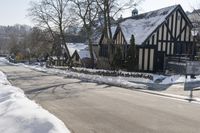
[1, 63, 200, 133]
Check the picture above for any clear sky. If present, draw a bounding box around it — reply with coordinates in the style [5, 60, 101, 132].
[0, 0, 199, 26]
[0, 0, 33, 26]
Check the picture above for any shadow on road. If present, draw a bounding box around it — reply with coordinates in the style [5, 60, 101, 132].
[24, 79, 103, 100]
[25, 83, 67, 94]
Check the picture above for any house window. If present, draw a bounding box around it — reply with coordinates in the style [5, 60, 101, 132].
[99, 45, 108, 57]
[76, 54, 79, 61]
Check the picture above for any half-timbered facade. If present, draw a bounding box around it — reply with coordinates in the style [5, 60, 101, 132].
[108, 5, 195, 72]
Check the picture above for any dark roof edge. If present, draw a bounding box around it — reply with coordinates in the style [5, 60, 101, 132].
[142, 5, 179, 45]
[176, 5, 193, 28]
[142, 4, 193, 45]
[118, 5, 178, 23]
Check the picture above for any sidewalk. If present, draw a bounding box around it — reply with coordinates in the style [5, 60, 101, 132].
[139, 82, 200, 102]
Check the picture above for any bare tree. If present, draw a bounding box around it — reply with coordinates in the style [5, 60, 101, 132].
[96, 0, 143, 41]
[28, 0, 76, 65]
[8, 33, 20, 56]
[23, 27, 52, 59]
[71, 0, 99, 67]
[95, 0, 143, 64]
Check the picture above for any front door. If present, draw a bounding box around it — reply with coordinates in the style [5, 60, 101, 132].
[156, 52, 165, 72]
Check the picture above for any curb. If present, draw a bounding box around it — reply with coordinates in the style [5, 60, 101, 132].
[137, 89, 200, 103]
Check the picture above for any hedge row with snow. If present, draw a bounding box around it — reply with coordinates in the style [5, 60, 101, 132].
[71, 67, 154, 80]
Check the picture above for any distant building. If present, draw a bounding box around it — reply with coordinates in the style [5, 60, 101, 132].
[71, 50, 97, 68]
[67, 43, 97, 68]
[98, 5, 195, 73]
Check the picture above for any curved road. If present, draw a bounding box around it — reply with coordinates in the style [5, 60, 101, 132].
[0, 63, 200, 133]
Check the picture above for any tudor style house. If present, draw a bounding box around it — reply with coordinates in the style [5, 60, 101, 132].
[98, 5, 195, 72]
[66, 43, 97, 68]
[71, 49, 97, 68]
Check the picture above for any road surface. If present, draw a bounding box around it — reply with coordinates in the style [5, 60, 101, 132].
[0, 62, 200, 133]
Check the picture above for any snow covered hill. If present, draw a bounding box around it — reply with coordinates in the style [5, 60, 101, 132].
[0, 71, 70, 133]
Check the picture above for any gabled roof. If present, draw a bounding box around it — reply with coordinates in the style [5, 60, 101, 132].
[66, 43, 88, 56]
[115, 4, 192, 45]
[98, 25, 117, 45]
[118, 5, 179, 45]
[111, 26, 118, 38]
[77, 50, 97, 60]
[67, 43, 97, 60]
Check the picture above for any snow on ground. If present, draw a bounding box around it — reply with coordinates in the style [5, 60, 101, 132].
[25, 64, 147, 89]
[27, 64, 200, 85]
[6, 60, 147, 89]
[160, 75, 200, 84]
[0, 70, 70, 133]
[20, 63, 198, 86]
[0, 57, 10, 65]
[2, 57, 200, 87]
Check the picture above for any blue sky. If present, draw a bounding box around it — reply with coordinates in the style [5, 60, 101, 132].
[0, 0, 199, 26]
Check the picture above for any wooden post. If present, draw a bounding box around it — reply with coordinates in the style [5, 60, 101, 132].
[190, 87, 193, 100]
[185, 74, 193, 101]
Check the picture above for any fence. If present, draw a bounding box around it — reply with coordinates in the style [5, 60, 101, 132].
[165, 56, 191, 74]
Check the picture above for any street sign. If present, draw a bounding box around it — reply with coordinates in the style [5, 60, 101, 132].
[186, 61, 200, 75]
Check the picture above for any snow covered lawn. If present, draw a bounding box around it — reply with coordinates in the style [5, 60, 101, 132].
[23, 64, 148, 89]
[4, 57, 200, 88]
[0, 71, 70, 133]
[25, 64, 200, 85]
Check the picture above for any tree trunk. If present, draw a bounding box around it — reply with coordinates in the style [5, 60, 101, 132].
[86, 25, 95, 68]
[103, 0, 108, 40]
[107, 1, 112, 40]
[59, 23, 72, 67]
[88, 37, 95, 68]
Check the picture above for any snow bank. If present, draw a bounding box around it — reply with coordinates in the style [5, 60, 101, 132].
[160, 75, 200, 84]
[34, 65, 200, 86]
[72, 67, 154, 80]
[0, 57, 10, 65]
[4, 57, 200, 87]
[0, 71, 70, 133]
[23, 64, 147, 89]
